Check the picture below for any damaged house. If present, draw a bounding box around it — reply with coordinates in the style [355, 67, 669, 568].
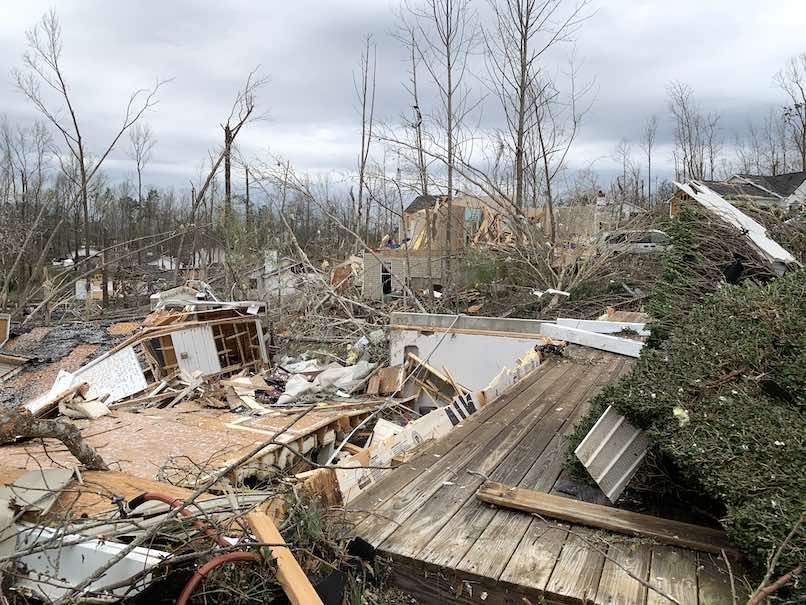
[671, 171, 806, 214]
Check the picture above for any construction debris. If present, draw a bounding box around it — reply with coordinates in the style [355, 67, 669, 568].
[675, 181, 801, 274]
[0, 235, 799, 605]
[574, 405, 650, 502]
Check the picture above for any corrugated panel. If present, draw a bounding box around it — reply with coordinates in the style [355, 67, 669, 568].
[574, 405, 650, 503]
[171, 325, 222, 377]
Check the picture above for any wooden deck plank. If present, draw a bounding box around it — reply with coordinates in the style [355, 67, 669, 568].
[545, 525, 606, 603]
[389, 356, 607, 561]
[698, 552, 745, 605]
[595, 542, 652, 605]
[351, 363, 570, 546]
[347, 359, 562, 516]
[371, 365, 573, 553]
[499, 519, 569, 592]
[646, 545, 698, 605]
[446, 357, 621, 576]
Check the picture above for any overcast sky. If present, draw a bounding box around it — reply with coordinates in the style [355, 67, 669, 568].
[1, 0, 804, 194]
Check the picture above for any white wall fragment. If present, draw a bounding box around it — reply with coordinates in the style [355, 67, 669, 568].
[540, 323, 644, 358]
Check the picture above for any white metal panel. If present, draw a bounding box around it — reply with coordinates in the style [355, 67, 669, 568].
[540, 323, 644, 358]
[171, 325, 222, 376]
[556, 318, 650, 337]
[575, 405, 650, 502]
[676, 181, 800, 274]
[15, 523, 168, 600]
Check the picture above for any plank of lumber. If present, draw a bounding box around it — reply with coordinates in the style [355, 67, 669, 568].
[476, 481, 736, 556]
[646, 544, 698, 605]
[594, 542, 652, 605]
[246, 512, 324, 605]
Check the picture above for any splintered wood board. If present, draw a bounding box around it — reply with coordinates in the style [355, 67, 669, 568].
[476, 481, 736, 556]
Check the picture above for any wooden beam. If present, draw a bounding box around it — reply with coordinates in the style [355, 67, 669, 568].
[476, 481, 737, 556]
[246, 512, 324, 605]
[391, 324, 540, 340]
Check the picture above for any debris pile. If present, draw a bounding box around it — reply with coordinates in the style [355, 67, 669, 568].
[0, 177, 801, 604]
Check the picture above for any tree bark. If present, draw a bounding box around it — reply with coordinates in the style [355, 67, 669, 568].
[0, 410, 107, 470]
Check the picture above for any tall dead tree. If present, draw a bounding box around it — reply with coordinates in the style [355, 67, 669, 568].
[15, 9, 165, 301]
[529, 54, 591, 244]
[172, 69, 267, 285]
[128, 123, 156, 262]
[640, 115, 657, 206]
[668, 81, 720, 181]
[406, 0, 478, 287]
[355, 36, 377, 244]
[223, 122, 233, 221]
[245, 166, 251, 228]
[775, 53, 806, 172]
[485, 0, 588, 210]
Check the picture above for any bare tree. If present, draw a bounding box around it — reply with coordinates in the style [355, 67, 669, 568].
[397, 28, 430, 197]
[640, 115, 657, 205]
[128, 123, 156, 261]
[668, 81, 721, 181]
[406, 0, 479, 286]
[15, 9, 167, 302]
[775, 53, 806, 172]
[172, 68, 268, 284]
[484, 0, 588, 210]
[354, 35, 377, 243]
[530, 54, 593, 243]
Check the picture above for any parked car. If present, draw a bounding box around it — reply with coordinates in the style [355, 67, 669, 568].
[599, 229, 670, 254]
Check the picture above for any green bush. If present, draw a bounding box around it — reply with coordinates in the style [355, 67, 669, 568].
[569, 270, 806, 601]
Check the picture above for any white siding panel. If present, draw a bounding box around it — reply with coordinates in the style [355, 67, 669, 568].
[171, 326, 221, 376]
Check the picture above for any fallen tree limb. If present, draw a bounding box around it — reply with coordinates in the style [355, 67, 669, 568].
[746, 565, 802, 605]
[0, 410, 107, 470]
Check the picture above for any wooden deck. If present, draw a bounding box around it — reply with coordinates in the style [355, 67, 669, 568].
[346, 347, 737, 605]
